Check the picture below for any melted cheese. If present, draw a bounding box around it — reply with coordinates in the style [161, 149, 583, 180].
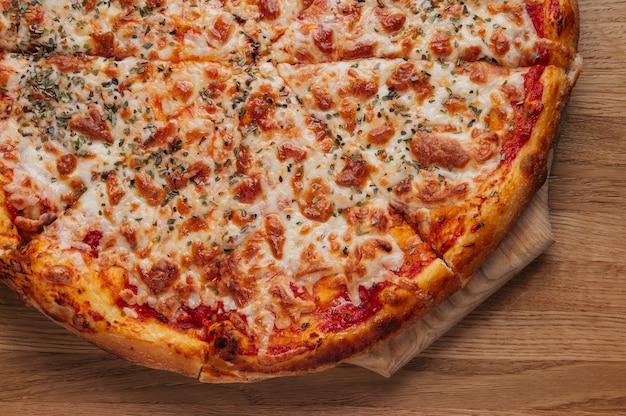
[271, 0, 564, 67]
[0, 0, 250, 62]
[276, 58, 525, 213]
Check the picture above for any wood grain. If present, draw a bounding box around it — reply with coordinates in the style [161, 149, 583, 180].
[1, 1, 625, 414]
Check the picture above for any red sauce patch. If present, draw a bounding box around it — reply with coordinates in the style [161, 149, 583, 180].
[526, 4, 545, 38]
[319, 283, 386, 333]
[500, 66, 545, 164]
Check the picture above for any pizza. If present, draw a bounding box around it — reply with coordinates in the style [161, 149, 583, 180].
[0, 0, 581, 382]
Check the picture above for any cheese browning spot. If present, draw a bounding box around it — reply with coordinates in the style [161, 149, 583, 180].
[264, 214, 286, 259]
[410, 130, 471, 169]
[69, 109, 114, 143]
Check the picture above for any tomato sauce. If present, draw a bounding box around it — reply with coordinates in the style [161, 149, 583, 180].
[500, 66, 545, 165]
[318, 282, 387, 333]
[526, 4, 546, 38]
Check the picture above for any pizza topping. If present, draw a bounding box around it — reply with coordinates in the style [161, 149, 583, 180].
[410, 131, 471, 169]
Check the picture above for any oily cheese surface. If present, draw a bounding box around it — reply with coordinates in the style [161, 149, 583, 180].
[0, 0, 581, 382]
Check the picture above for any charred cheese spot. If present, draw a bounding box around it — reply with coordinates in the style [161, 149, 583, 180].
[91, 31, 116, 58]
[490, 29, 511, 56]
[0, 92, 13, 120]
[69, 108, 114, 143]
[465, 61, 510, 84]
[60, 179, 86, 207]
[430, 29, 453, 57]
[347, 74, 378, 99]
[340, 42, 375, 60]
[313, 25, 334, 54]
[294, 172, 334, 223]
[233, 174, 262, 204]
[443, 96, 470, 116]
[417, 176, 468, 204]
[243, 89, 277, 131]
[470, 130, 500, 163]
[338, 98, 357, 132]
[143, 121, 177, 149]
[264, 214, 286, 259]
[191, 242, 220, 267]
[44, 265, 75, 285]
[336, 156, 369, 189]
[105, 171, 125, 206]
[367, 121, 395, 145]
[56, 154, 77, 177]
[47, 55, 89, 72]
[386, 62, 433, 102]
[119, 221, 137, 248]
[218, 252, 256, 307]
[142, 259, 179, 295]
[210, 14, 233, 42]
[180, 215, 208, 236]
[258, 0, 281, 20]
[172, 81, 194, 102]
[236, 145, 253, 173]
[459, 45, 483, 62]
[187, 161, 211, 184]
[394, 177, 412, 195]
[306, 116, 334, 153]
[312, 86, 334, 111]
[134, 172, 166, 206]
[375, 7, 406, 33]
[278, 142, 307, 162]
[410, 130, 471, 169]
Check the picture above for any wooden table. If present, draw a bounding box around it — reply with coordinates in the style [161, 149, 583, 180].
[1, 1, 624, 414]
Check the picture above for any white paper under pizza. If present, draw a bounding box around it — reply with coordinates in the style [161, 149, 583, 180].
[348, 180, 554, 377]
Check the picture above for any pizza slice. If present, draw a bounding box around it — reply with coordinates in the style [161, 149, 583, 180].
[276, 55, 581, 281]
[270, 0, 579, 68]
[0, 0, 253, 62]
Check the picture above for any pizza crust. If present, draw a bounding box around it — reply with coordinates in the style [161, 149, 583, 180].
[198, 259, 456, 382]
[441, 58, 582, 283]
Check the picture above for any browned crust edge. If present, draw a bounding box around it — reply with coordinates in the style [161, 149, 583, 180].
[443, 57, 582, 283]
[198, 260, 457, 383]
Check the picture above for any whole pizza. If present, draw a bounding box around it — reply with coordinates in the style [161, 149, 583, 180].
[0, 0, 581, 382]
